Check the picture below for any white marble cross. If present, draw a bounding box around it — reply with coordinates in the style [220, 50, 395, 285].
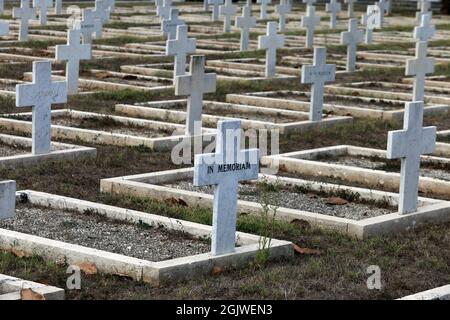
[162, 8, 185, 40]
[301, 47, 336, 122]
[275, 0, 291, 32]
[106, 0, 115, 13]
[204, 0, 209, 11]
[377, 0, 388, 27]
[416, 0, 432, 23]
[361, 4, 381, 43]
[344, 0, 356, 18]
[33, 0, 52, 26]
[54, 0, 62, 15]
[175, 55, 216, 136]
[12, 0, 37, 42]
[156, 0, 172, 22]
[219, 0, 237, 33]
[406, 41, 434, 102]
[300, 5, 320, 49]
[208, 0, 224, 22]
[55, 29, 91, 94]
[194, 120, 259, 256]
[341, 18, 364, 72]
[94, 0, 110, 24]
[414, 12, 435, 42]
[74, 8, 102, 44]
[166, 25, 196, 83]
[0, 181, 15, 219]
[302, 0, 316, 5]
[16, 61, 67, 155]
[257, 0, 271, 20]
[387, 102, 436, 214]
[0, 0, 3, 14]
[0, 20, 9, 37]
[258, 22, 284, 78]
[326, 0, 342, 29]
[235, 6, 256, 51]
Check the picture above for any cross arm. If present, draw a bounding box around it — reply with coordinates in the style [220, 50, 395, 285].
[421, 126, 437, 155]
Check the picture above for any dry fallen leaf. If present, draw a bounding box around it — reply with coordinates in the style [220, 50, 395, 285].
[211, 266, 223, 277]
[78, 262, 98, 275]
[11, 248, 30, 258]
[20, 288, 46, 300]
[324, 197, 348, 205]
[293, 244, 322, 256]
[290, 219, 311, 230]
[165, 197, 188, 207]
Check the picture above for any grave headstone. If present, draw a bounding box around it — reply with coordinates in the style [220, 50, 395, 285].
[235, 6, 256, 51]
[377, 0, 388, 26]
[0, 20, 9, 37]
[344, 0, 356, 18]
[0, 0, 3, 14]
[300, 5, 320, 49]
[194, 120, 259, 256]
[209, 0, 224, 22]
[219, 0, 237, 33]
[416, 0, 431, 22]
[175, 55, 216, 136]
[156, 0, 172, 22]
[275, 0, 291, 32]
[55, 29, 91, 94]
[257, 0, 271, 20]
[258, 21, 284, 78]
[406, 41, 435, 102]
[387, 102, 436, 214]
[0, 181, 15, 220]
[74, 8, 102, 44]
[340, 18, 364, 72]
[361, 4, 381, 44]
[16, 61, 67, 155]
[166, 25, 196, 83]
[326, 0, 342, 29]
[204, 0, 209, 11]
[94, 0, 111, 24]
[302, 0, 316, 5]
[414, 12, 435, 42]
[301, 47, 336, 121]
[12, 0, 37, 42]
[33, 0, 52, 26]
[106, 0, 115, 13]
[162, 8, 185, 40]
[54, 0, 62, 15]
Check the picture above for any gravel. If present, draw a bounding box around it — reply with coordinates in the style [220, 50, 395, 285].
[163, 180, 394, 221]
[0, 143, 29, 157]
[0, 204, 210, 262]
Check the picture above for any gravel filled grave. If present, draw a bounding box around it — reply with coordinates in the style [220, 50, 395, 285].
[0, 203, 211, 261]
[0, 143, 29, 157]
[162, 180, 395, 220]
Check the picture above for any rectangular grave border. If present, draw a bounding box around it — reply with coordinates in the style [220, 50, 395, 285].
[0, 274, 64, 300]
[0, 133, 96, 169]
[0, 190, 293, 285]
[99, 166, 450, 239]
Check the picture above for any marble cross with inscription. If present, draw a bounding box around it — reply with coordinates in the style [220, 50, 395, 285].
[16, 61, 67, 155]
[162, 8, 185, 40]
[344, 0, 356, 18]
[275, 0, 291, 32]
[361, 4, 381, 44]
[156, 0, 172, 22]
[209, 0, 224, 22]
[258, 22, 284, 78]
[166, 25, 196, 83]
[219, 0, 237, 33]
[301, 47, 336, 122]
[301, 5, 320, 49]
[406, 41, 434, 102]
[257, 0, 271, 20]
[235, 6, 256, 51]
[326, 0, 342, 29]
[55, 29, 91, 94]
[74, 8, 103, 44]
[175, 55, 216, 136]
[33, 0, 52, 25]
[414, 12, 435, 42]
[341, 18, 364, 72]
[387, 102, 436, 214]
[194, 120, 259, 256]
[13, 0, 37, 42]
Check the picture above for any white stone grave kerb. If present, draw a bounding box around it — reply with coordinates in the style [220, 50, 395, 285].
[0, 181, 15, 219]
[162, 8, 185, 40]
[257, 0, 271, 20]
[387, 102, 436, 214]
[301, 47, 336, 122]
[55, 29, 91, 94]
[219, 0, 237, 33]
[166, 24, 196, 83]
[15, 61, 67, 155]
[414, 12, 435, 42]
[361, 4, 381, 44]
[406, 41, 434, 102]
[33, 0, 52, 26]
[194, 120, 259, 256]
[235, 6, 256, 51]
[275, 0, 291, 32]
[341, 18, 364, 72]
[74, 8, 102, 44]
[208, 0, 224, 22]
[258, 21, 284, 78]
[175, 55, 216, 136]
[300, 5, 320, 49]
[344, 0, 356, 18]
[326, 0, 342, 29]
[13, 0, 37, 42]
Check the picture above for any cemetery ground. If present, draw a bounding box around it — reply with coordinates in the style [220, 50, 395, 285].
[1, 64, 450, 299]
